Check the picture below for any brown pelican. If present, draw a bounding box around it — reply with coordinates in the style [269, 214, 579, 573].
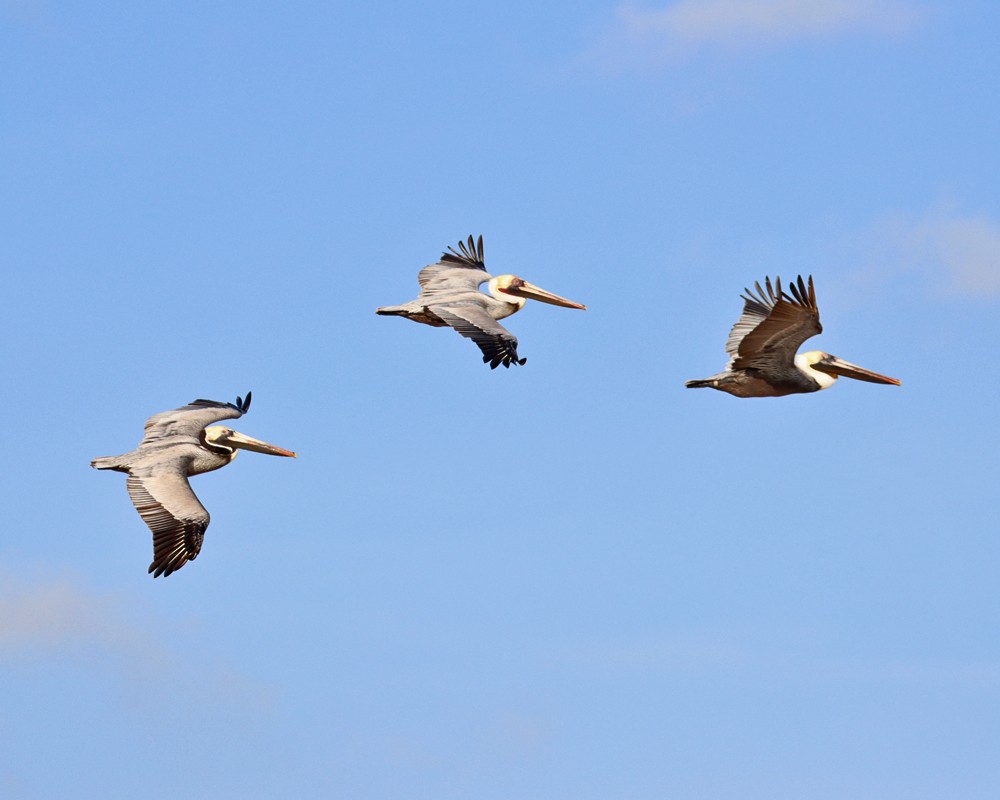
[686, 275, 901, 397]
[377, 235, 586, 368]
[91, 393, 295, 577]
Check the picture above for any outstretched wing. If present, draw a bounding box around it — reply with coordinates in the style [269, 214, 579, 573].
[433, 304, 526, 369]
[416, 235, 491, 298]
[727, 276, 822, 370]
[140, 393, 251, 446]
[126, 473, 210, 577]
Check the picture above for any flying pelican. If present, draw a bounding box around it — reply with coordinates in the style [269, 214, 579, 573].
[377, 235, 586, 368]
[91, 393, 295, 577]
[685, 275, 901, 397]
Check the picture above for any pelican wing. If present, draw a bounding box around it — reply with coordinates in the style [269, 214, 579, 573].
[433, 304, 526, 369]
[140, 394, 251, 446]
[126, 473, 209, 577]
[416, 235, 490, 297]
[728, 276, 822, 370]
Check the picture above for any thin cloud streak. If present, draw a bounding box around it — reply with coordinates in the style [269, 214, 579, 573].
[0, 577, 157, 658]
[553, 632, 1000, 690]
[589, 0, 923, 70]
[885, 213, 1000, 297]
[626, 0, 920, 45]
[0, 575, 279, 712]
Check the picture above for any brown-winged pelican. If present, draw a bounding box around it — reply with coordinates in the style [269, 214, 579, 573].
[377, 235, 586, 368]
[685, 276, 901, 397]
[91, 393, 295, 577]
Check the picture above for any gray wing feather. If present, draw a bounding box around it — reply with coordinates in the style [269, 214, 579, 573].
[727, 276, 822, 370]
[416, 235, 491, 297]
[126, 473, 209, 578]
[434, 304, 525, 369]
[725, 281, 776, 358]
[141, 399, 246, 446]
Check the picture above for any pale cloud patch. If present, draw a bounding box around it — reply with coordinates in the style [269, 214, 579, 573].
[553, 630, 1000, 690]
[880, 212, 1000, 297]
[0, 0, 54, 32]
[0, 577, 161, 665]
[0, 575, 278, 711]
[590, 0, 923, 70]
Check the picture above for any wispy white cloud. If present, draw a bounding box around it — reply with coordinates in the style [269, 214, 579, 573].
[489, 710, 552, 758]
[0, 575, 277, 711]
[880, 211, 1000, 297]
[0, 577, 160, 662]
[625, 0, 920, 47]
[0, 0, 53, 31]
[590, 0, 923, 70]
[553, 631, 1000, 689]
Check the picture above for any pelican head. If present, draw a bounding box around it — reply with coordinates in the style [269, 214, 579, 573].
[203, 426, 297, 459]
[796, 350, 902, 390]
[488, 275, 587, 310]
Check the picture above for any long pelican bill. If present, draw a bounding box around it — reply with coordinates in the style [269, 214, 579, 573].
[507, 281, 587, 310]
[813, 356, 901, 386]
[226, 431, 298, 457]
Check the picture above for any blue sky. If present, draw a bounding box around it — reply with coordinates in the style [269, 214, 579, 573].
[2, 1, 999, 797]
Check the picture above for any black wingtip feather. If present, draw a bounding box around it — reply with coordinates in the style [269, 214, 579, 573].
[485, 354, 526, 369]
[744, 276, 779, 307]
[743, 274, 822, 310]
[779, 275, 816, 310]
[442, 234, 486, 268]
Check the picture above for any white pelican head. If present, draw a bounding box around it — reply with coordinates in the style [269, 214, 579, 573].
[488, 275, 587, 310]
[795, 350, 902, 391]
[203, 427, 297, 460]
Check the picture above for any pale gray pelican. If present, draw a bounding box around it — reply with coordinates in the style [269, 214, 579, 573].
[91, 393, 295, 577]
[377, 235, 586, 368]
[686, 275, 901, 398]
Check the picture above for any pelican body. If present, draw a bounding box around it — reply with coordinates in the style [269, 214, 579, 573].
[92, 393, 295, 577]
[377, 235, 586, 368]
[686, 276, 901, 398]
